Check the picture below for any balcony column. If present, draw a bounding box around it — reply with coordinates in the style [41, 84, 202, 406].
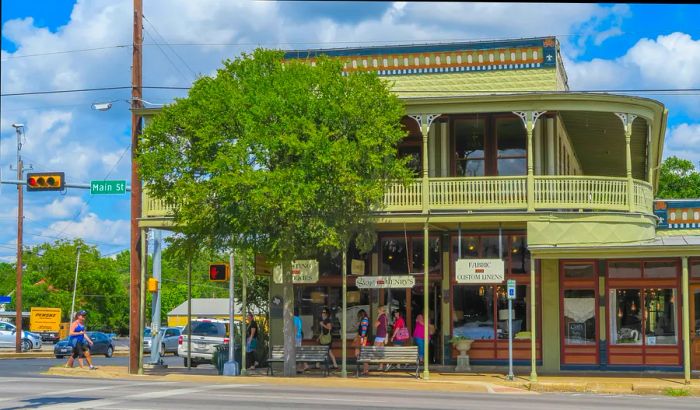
[514, 111, 546, 211]
[682, 256, 691, 384]
[615, 113, 637, 212]
[409, 114, 441, 214]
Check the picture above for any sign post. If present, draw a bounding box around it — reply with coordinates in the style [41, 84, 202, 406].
[507, 279, 516, 381]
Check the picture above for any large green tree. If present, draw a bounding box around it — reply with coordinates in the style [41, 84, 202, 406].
[138, 48, 410, 375]
[657, 156, 700, 199]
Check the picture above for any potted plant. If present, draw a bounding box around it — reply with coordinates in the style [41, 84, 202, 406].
[449, 335, 473, 357]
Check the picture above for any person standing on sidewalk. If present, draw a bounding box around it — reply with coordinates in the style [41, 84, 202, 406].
[294, 307, 309, 373]
[413, 313, 429, 364]
[355, 309, 370, 375]
[65, 310, 97, 370]
[246, 313, 259, 370]
[374, 306, 388, 371]
[318, 308, 338, 369]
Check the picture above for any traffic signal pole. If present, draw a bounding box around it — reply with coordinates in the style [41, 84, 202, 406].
[13, 124, 24, 353]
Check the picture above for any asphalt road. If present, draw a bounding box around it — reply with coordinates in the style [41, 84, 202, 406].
[0, 355, 193, 377]
[1, 375, 698, 410]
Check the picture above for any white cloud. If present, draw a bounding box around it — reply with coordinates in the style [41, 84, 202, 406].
[41, 213, 129, 246]
[664, 123, 700, 165]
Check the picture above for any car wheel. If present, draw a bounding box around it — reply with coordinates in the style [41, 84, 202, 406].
[105, 346, 114, 358]
[21, 339, 31, 352]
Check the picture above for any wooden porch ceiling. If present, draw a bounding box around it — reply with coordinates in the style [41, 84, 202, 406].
[559, 111, 648, 180]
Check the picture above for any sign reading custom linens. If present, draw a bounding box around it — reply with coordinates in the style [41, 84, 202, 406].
[273, 260, 319, 284]
[456, 259, 505, 283]
[355, 275, 415, 289]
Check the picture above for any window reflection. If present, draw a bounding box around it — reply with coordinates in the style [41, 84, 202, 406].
[411, 237, 441, 274]
[453, 286, 494, 340]
[644, 288, 677, 345]
[610, 289, 642, 345]
[455, 118, 485, 177]
[510, 235, 530, 274]
[496, 118, 526, 176]
[381, 239, 408, 274]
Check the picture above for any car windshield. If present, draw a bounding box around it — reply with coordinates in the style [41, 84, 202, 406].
[183, 321, 228, 337]
[144, 328, 152, 337]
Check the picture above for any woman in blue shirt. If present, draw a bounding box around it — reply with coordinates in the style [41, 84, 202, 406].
[65, 310, 96, 369]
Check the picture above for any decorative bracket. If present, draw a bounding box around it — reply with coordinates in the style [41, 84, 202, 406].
[513, 111, 546, 132]
[614, 113, 638, 135]
[408, 114, 442, 133]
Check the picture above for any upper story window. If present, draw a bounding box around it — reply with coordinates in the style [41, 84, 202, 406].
[454, 118, 486, 176]
[496, 117, 527, 176]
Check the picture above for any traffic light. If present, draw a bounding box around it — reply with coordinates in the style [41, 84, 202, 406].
[209, 263, 229, 282]
[26, 172, 65, 192]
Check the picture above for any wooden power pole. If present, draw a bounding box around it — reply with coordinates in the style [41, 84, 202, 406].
[129, 0, 143, 374]
[13, 124, 24, 353]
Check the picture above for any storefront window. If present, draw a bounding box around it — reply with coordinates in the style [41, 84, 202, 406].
[644, 288, 677, 345]
[318, 251, 342, 277]
[610, 289, 642, 345]
[496, 117, 527, 176]
[481, 235, 507, 259]
[692, 258, 700, 279]
[381, 239, 409, 274]
[563, 289, 596, 344]
[452, 286, 494, 340]
[608, 261, 642, 278]
[454, 236, 479, 259]
[563, 263, 595, 279]
[455, 118, 486, 177]
[299, 286, 328, 339]
[510, 235, 530, 274]
[411, 237, 441, 274]
[496, 284, 528, 339]
[644, 261, 677, 278]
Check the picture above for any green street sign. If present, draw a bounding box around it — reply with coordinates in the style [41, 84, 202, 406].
[91, 180, 126, 195]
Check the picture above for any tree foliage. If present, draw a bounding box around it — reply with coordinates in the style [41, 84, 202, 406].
[138, 48, 411, 375]
[657, 156, 700, 199]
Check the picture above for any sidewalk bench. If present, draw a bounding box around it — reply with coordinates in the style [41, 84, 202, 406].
[356, 346, 419, 378]
[267, 345, 330, 376]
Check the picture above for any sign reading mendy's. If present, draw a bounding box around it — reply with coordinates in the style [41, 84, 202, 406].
[455, 259, 504, 283]
[273, 260, 319, 284]
[355, 275, 415, 289]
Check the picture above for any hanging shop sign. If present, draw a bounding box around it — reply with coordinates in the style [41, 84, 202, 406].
[351, 259, 365, 276]
[455, 259, 504, 283]
[273, 259, 319, 284]
[355, 275, 415, 289]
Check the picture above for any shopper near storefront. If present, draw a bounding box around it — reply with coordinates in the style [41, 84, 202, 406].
[355, 309, 370, 375]
[390, 310, 409, 346]
[413, 313, 432, 364]
[246, 313, 259, 370]
[374, 306, 389, 370]
[294, 307, 309, 373]
[318, 308, 338, 369]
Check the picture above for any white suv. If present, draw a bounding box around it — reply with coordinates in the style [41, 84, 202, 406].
[178, 319, 239, 367]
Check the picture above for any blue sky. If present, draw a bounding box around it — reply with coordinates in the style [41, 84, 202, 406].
[1, 1, 699, 261]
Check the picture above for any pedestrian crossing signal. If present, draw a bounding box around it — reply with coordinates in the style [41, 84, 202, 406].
[27, 172, 65, 191]
[209, 263, 229, 282]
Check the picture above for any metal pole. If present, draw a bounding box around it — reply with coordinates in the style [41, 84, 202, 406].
[187, 257, 192, 369]
[229, 252, 235, 364]
[150, 230, 162, 365]
[13, 124, 24, 353]
[507, 298, 514, 381]
[241, 250, 247, 375]
[423, 222, 430, 380]
[682, 257, 690, 384]
[70, 246, 82, 324]
[341, 249, 347, 378]
[129, 0, 144, 375]
[138, 228, 147, 375]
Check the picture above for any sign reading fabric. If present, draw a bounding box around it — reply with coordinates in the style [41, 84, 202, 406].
[455, 259, 504, 283]
[273, 260, 319, 284]
[355, 275, 415, 289]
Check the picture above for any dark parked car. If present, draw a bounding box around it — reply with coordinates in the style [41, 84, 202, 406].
[54, 331, 115, 359]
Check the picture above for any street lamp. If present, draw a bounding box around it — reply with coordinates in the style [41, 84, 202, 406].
[91, 98, 164, 111]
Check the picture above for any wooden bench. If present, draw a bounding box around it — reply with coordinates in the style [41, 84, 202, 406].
[267, 345, 330, 376]
[356, 346, 420, 378]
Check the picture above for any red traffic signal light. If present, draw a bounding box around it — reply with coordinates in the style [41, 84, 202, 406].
[27, 172, 65, 192]
[209, 263, 229, 282]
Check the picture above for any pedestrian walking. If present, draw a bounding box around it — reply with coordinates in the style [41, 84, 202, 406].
[246, 313, 259, 370]
[390, 310, 409, 346]
[374, 306, 388, 370]
[354, 309, 370, 375]
[413, 313, 432, 364]
[318, 308, 338, 369]
[294, 307, 309, 373]
[65, 310, 97, 370]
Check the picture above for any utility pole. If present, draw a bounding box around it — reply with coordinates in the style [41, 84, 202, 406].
[69, 246, 82, 324]
[11, 123, 24, 353]
[129, 0, 144, 375]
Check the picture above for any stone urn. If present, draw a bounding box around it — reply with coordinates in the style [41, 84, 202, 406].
[452, 338, 473, 372]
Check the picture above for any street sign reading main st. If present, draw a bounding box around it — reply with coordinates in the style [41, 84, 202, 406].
[91, 180, 126, 195]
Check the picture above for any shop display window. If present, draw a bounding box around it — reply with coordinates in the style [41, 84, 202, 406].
[643, 288, 677, 345]
[643, 261, 677, 278]
[411, 237, 441, 274]
[509, 235, 530, 274]
[610, 289, 642, 345]
[690, 258, 700, 279]
[496, 284, 528, 339]
[452, 284, 530, 341]
[608, 261, 642, 279]
[381, 239, 409, 274]
[381, 236, 441, 275]
[297, 285, 370, 340]
[563, 263, 595, 279]
[563, 289, 596, 345]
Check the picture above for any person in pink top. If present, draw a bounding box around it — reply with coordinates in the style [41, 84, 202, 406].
[413, 313, 433, 363]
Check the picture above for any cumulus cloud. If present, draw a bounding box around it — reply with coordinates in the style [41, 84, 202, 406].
[41, 213, 129, 246]
[664, 123, 700, 165]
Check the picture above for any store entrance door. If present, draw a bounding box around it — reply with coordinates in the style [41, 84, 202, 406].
[692, 285, 700, 371]
[409, 282, 442, 364]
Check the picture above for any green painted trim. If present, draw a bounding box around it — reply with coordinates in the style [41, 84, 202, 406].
[531, 246, 700, 259]
[682, 257, 691, 384]
[541, 259, 560, 373]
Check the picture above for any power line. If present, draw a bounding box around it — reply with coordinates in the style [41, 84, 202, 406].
[143, 15, 197, 80]
[0, 45, 130, 61]
[0, 86, 189, 97]
[143, 28, 191, 85]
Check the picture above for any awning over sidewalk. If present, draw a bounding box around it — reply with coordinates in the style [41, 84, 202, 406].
[529, 233, 700, 259]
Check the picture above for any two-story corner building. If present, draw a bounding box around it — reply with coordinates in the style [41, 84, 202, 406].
[138, 37, 700, 377]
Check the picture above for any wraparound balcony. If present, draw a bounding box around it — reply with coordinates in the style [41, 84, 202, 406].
[142, 175, 653, 220]
[384, 175, 653, 214]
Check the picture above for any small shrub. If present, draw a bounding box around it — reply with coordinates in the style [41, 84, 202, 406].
[663, 388, 690, 397]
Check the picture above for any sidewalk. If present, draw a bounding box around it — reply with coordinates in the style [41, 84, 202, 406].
[44, 365, 700, 397]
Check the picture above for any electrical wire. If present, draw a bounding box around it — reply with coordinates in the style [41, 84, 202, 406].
[143, 28, 191, 85]
[143, 15, 197, 79]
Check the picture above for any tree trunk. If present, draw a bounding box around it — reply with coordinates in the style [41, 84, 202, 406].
[282, 260, 297, 376]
